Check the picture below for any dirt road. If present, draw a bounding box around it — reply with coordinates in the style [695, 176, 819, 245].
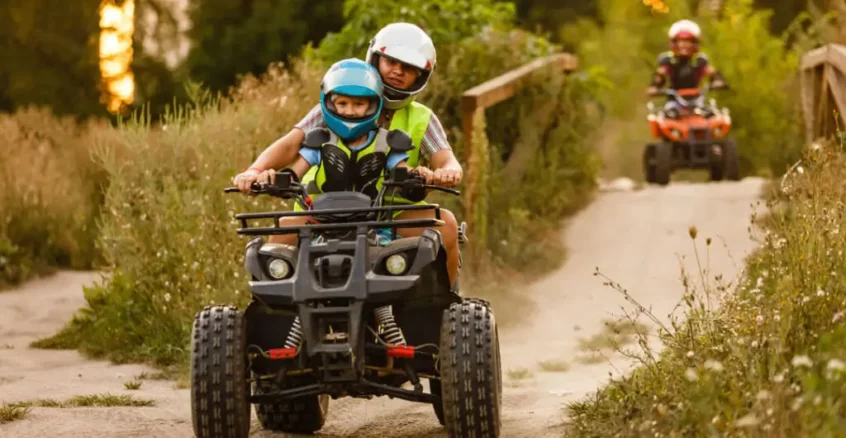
[0, 178, 765, 437]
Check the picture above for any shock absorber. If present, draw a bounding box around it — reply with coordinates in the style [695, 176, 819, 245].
[374, 305, 406, 346]
[283, 317, 304, 349]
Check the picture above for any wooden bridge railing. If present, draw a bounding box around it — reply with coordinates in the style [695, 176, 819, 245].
[801, 43, 846, 142]
[458, 53, 578, 266]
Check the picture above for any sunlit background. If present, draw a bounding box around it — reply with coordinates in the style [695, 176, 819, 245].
[99, 0, 136, 113]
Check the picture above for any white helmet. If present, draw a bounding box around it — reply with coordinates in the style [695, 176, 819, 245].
[668, 19, 701, 40]
[365, 22, 437, 109]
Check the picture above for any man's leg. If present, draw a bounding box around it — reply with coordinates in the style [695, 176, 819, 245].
[393, 208, 459, 287]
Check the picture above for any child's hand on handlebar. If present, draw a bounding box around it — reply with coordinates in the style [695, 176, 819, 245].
[233, 168, 276, 193]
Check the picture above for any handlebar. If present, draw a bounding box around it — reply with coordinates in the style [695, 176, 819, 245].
[223, 168, 460, 199]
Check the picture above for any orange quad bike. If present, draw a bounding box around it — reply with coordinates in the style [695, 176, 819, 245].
[643, 86, 740, 185]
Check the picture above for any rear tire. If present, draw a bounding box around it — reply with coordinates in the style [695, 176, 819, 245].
[654, 142, 672, 186]
[723, 141, 740, 181]
[190, 305, 251, 438]
[642, 144, 657, 183]
[440, 299, 502, 437]
[253, 377, 329, 433]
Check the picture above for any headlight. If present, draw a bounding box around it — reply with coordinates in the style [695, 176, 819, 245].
[267, 259, 291, 279]
[385, 254, 407, 275]
[671, 129, 682, 138]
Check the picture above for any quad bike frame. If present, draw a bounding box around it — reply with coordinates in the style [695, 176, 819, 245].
[190, 169, 502, 438]
[643, 87, 740, 185]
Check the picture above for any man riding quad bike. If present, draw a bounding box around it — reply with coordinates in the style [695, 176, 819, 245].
[642, 19, 739, 185]
[190, 59, 502, 438]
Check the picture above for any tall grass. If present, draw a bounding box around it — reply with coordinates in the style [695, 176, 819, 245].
[566, 136, 846, 436]
[0, 107, 107, 288]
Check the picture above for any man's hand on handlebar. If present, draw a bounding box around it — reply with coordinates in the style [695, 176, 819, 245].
[409, 166, 435, 185]
[233, 168, 279, 194]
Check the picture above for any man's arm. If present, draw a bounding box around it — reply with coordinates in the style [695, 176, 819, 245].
[420, 113, 463, 187]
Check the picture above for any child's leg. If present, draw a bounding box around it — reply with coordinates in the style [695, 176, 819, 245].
[269, 217, 310, 246]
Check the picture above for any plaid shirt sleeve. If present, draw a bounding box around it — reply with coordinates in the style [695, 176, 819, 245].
[294, 104, 326, 131]
[419, 112, 451, 160]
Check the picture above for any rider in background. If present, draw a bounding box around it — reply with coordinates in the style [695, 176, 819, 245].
[646, 19, 729, 115]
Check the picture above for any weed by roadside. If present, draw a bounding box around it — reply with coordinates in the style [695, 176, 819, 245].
[0, 403, 29, 423]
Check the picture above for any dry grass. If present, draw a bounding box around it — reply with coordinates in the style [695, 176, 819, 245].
[0, 107, 108, 288]
[9, 393, 155, 408]
[0, 403, 29, 423]
[538, 359, 571, 372]
[506, 367, 534, 380]
[123, 380, 142, 390]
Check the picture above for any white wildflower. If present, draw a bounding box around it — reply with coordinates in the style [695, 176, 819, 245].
[756, 390, 771, 401]
[774, 315, 781, 322]
[791, 397, 804, 411]
[792, 355, 813, 368]
[756, 315, 764, 325]
[817, 289, 826, 297]
[796, 166, 804, 174]
[752, 341, 760, 348]
[684, 368, 699, 382]
[802, 296, 811, 304]
[736, 414, 760, 427]
[773, 373, 785, 383]
[704, 360, 724, 372]
[687, 350, 695, 358]
[163, 293, 172, 303]
[827, 359, 846, 372]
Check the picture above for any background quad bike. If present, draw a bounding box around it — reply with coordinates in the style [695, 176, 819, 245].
[642, 87, 741, 185]
[189, 169, 503, 438]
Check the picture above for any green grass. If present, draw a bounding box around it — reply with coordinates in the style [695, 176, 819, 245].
[566, 140, 846, 436]
[0, 403, 29, 423]
[9, 393, 155, 408]
[123, 380, 142, 390]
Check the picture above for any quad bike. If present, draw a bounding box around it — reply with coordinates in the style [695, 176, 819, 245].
[190, 167, 502, 438]
[643, 85, 740, 185]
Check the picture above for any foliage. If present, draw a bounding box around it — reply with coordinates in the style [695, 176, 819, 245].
[314, 0, 517, 62]
[185, 0, 344, 93]
[0, 0, 104, 117]
[567, 137, 846, 436]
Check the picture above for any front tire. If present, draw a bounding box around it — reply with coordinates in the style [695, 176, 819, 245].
[190, 305, 251, 438]
[654, 142, 672, 186]
[440, 299, 502, 437]
[723, 140, 740, 181]
[253, 376, 329, 433]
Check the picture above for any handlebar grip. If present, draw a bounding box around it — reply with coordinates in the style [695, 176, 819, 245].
[224, 187, 241, 193]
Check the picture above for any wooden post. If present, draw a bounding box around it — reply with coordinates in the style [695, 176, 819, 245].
[459, 53, 578, 252]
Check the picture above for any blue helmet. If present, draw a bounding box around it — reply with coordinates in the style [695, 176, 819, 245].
[320, 58, 384, 141]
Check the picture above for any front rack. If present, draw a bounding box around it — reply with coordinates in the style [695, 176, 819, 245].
[234, 203, 444, 236]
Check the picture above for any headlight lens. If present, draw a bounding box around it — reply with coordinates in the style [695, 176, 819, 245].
[385, 254, 407, 275]
[267, 259, 291, 279]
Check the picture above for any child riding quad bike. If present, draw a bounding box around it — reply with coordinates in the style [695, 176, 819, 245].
[642, 85, 739, 184]
[189, 169, 500, 438]
[642, 19, 739, 185]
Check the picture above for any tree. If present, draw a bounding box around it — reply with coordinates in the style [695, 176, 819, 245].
[0, 0, 105, 117]
[184, 0, 344, 93]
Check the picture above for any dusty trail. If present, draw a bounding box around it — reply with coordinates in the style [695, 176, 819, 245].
[0, 178, 765, 437]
